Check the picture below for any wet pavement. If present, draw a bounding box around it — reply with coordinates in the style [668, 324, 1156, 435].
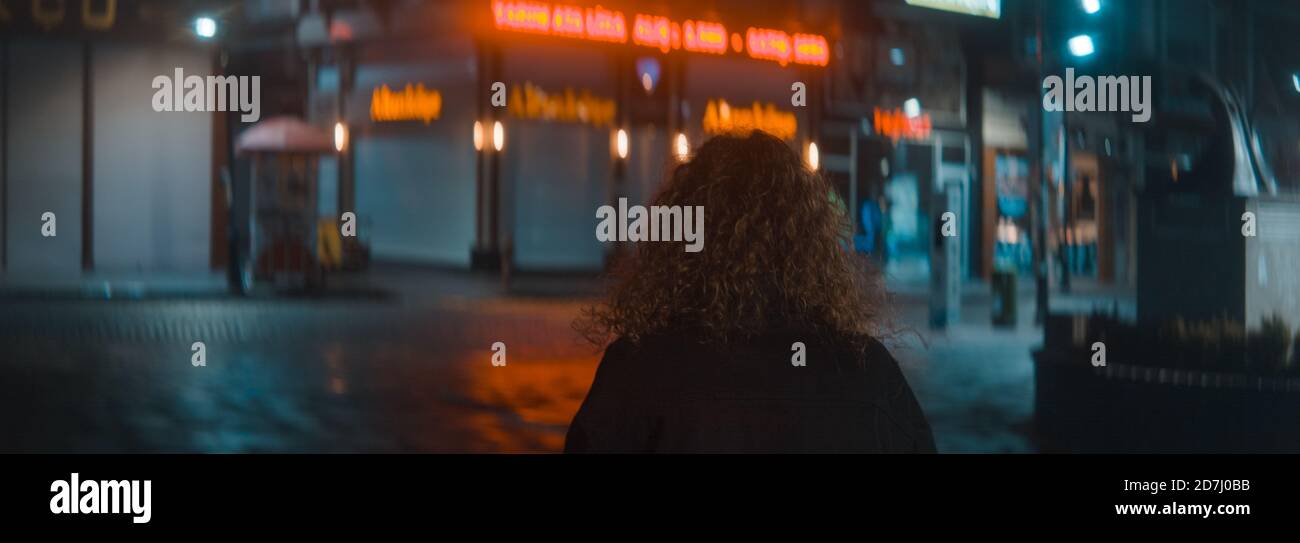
[0, 271, 1097, 453]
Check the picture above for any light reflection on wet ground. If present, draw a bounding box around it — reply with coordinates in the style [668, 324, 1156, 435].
[0, 297, 601, 453]
[0, 279, 1042, 453]
[442, 352, 597, 452]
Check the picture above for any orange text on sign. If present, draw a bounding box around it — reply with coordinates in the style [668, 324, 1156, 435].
[491, 1, 827, 67]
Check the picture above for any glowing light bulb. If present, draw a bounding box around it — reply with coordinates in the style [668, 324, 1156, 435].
[195, 17, 217, 39]
[333, 122, 347, 152]
[674, 132, 689, 161]
[616, 129, 629, 159]
[903, 98, 921, 118]
[1068, 34, 1095, 57]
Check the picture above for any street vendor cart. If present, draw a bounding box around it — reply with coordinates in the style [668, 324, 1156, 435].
[234, 116, 365, 292]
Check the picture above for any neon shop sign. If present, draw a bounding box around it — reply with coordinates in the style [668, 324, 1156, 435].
[508, 82, 617, 127]
[370, 84, 444, 124]
[702, 99, 798, 141]
[0, 0, 117, 30]
[490, 1, 830, 67]
[873, 107, 932, 142]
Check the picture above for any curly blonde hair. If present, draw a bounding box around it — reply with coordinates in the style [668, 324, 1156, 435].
[576, 130, 891, 350]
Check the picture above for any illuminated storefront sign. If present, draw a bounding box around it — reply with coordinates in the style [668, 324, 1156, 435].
[0, 0, 117, 30]
[550, 4, 584, 37]
[493, 1, 626, 42]
[492, 0, 551, 33]
[745, 28, 788, 65]
[904, 0, 1001, 19]
[792, 33, 830, 66]
[702, 99, 798, 141]
[370, 83, 443, 124]
[490, 1, 829, 67]
[683, 20, 727, 54]
[508, 82, 617, 127]
[584, 4, 626, 42]
[873, 107, 932, 142]
[632, 14, 673, 53]
[745, 28, 829, 67]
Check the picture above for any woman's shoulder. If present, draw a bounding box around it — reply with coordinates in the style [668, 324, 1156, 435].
[585, 330, 934, 452]
[606, 327, 896, 375]
[858, 338, 936, 452]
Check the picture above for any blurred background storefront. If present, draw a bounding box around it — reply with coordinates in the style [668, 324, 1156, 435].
[3, 0, 1297, 304]
[0, 0, 1158, 289]
[3, 0, 1300, 455]
[302, 3, 478, 268]
[823, 0, 996, 286]
[300, 0, 830, 273]
[1, 2, 218, 283]
[818, 0, 1179, 300]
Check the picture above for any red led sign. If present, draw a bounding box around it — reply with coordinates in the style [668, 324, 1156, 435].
[551, 4, 584, 37]
[493, 1, 626, 42]
[585, 5, 627, 42]
[793, 33, 829, 66]
[490, 1, 828, 67]
[683, 20, 727, 54]
[746, 27, 791, 66]
[493, 1, 551, 33]
[873, 107, 932, 142]
[633, 14, 674, 53]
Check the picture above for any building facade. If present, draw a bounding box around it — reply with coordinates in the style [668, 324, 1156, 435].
[1, 2, 219, 283]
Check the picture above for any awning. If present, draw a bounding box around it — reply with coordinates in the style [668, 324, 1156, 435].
[236, 116, 335, 154]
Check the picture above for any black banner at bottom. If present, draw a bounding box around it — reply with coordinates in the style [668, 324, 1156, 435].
[3, 454, 1288, 531]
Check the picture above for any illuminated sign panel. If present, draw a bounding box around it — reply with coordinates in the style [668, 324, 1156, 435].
[493, 1, 551, 33]
[370, 84, 443, 123]
[746, 28, 791, 66]
[493, 1, 626, 41]
[683, 21, 727, 54]
[793, 34, 829, 66]
[551, 4, 584, 37]
[703, 99, 798, 141]
[490, 1, 828, 67]
[633, 14, 674, 53]
[873, 107, 932, 142]
[904, 0, 1001, 19]
[584, 5, 627, 42]
[508, 82, 617, 127]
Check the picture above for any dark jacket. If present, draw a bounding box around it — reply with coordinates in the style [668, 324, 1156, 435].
[565, 329, 935, 453]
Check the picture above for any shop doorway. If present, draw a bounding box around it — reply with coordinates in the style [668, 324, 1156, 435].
[881, 129, 972, 282]
[503, 122, 609, 272]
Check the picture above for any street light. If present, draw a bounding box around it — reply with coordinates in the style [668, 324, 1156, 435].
[903, 98, 921, 118]
[674, 132, 689, 161]
[473, 121, 484, 151]
[334, 122, 348, 152]
[492, 121, 505, 152]
[615, 128, 629, 160]
[1068, 34, 1095, 57]
[194, 17, 217, 39]
[1082, 0, 1101, 14]
[806, 141, 819, 171]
